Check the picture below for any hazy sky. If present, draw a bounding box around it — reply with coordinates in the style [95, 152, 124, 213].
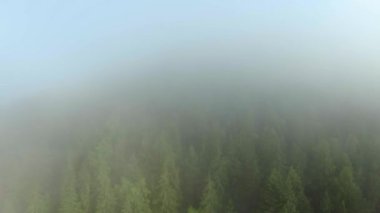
[1, 0, 380, 104]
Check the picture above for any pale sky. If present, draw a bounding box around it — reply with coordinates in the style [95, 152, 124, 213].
[1, 0, 380, 104]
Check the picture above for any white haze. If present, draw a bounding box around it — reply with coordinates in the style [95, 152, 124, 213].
[1, 0, 380, 206]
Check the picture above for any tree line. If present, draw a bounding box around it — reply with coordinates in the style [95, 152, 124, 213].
[2, 97, 380, 213]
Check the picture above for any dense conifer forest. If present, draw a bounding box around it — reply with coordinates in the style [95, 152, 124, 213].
[1, 71, 380, 213]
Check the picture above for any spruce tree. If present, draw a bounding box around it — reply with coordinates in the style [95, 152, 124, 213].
[120, 178, 152, 213]
[90, 139, 115, 213]
[60, 160, 82, 213]
[184, 145, 202, 207]
[188, 206, 200, 213]
[200, 176, 220, 213]
[337, 166, 361, 213]
[78, 164, 91, 213]
[157, 155, 180, 213]
[286, 167, 311, 213]
[261, 168, 287, 213]
[280, 192, 298, 213]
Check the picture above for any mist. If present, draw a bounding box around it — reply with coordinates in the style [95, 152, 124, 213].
[2, 1, 380, 213]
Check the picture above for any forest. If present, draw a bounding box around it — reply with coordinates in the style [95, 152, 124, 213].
[1, 70, 380, 213]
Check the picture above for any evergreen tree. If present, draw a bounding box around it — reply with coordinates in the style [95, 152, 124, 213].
[200, 176, 220, 213]
[229, 129, 260, 212]
[90, 139, 115, 213]
[78, 164, 92, 213]
[337, 166, 362, 213]
[286, 167, 311, 213]
[306, 139, 336, 210]
[7, 92, 380, 213]
[188, 206, 200, 213]
[157, 154, 180, 213]
[261, 168, 287, 213]
[60, 160, 82, 213]
[120, 178, 152, 213]
[280, 192, 298, 213]
[183, 145, 202, 208]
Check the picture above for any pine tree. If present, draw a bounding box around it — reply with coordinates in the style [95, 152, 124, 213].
[90, 139, 115, 213]
[157, 155, 180, 213]
[210, 145, 229, 197]
[120, 178, 152, 213]
[60, 160, 82, 213]
[286, 167, 311, 213]
[184, 145, 202, 207]
[261, 168, 287, 213]
[200, 176, 220, 213]
[306, 139, 336, 210]
[280, 192, 298, 213]
[188, 206, 200, 213]
[229, 129, 260, 212]
[78, 164, 91, 213]
[337, 166, 361, 213]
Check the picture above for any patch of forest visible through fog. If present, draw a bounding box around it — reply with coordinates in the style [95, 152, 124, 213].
[1, 52, 380, 213]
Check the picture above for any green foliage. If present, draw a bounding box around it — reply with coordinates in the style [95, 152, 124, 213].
[286, 167, 311, 213]
[280, 193, 298, 213]
[120, 178, 152, 213]
[183, 145, 202, 207]
[9, 102, 380, 213]
[78, 165, 91, 213]
[336, 166, 362, 213]
[261, 168, 287, 213]
[157, 154, 180, 213]
[188, 206, 200, 213]
[60, 161, 82, 213]
[90, 140, 116, 213]
[200, 176, 221, 213]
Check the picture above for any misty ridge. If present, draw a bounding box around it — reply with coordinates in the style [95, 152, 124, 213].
[2, 46, 380, 213]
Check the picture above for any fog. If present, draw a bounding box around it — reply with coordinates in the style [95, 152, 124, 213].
[1, 1, 380, 212]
